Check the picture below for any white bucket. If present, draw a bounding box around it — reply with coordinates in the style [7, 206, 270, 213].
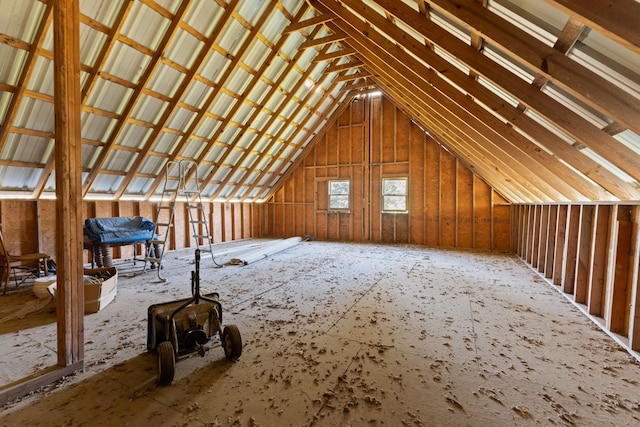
[33, 275, 56, 299]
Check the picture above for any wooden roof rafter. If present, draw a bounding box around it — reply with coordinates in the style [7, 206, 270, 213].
[111, 0, 249, 198]
[313, 47, 356, 62]
[348, 9, 635, 200]
[407, 0, 640, 137]
[155, 3, 321, 199]
[335, 0, 640, 189]
[81, 0, 196, 197]
[318, 0, 610, 202]
[543, 0, 640, 55]
[261, 91, 357, 202]
[0, 2, 53, 155]
[240, 74, 348, 201]
[205, 45, 338, 200]
[131, 0, 283, 199]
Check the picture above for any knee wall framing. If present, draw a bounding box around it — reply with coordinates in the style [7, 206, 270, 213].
[0, 199, 264, 265]
[513, 204, 640, 352]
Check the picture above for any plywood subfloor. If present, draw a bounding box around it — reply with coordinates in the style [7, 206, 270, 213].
[0, 240, 639, 426]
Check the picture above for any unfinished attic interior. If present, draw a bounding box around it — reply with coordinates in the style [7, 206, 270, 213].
[1, 0, 640, 422]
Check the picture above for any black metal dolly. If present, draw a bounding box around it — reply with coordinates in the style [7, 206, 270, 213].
[147, 249, 242, 385]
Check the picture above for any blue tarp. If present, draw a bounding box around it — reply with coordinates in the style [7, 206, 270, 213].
[84, 216, 155, 244]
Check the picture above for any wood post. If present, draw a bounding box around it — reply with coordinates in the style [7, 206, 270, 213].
[544, 205, 558, 278]
[575, 205, 594, 304]
[606, 206, 633, 334]
[561, 206, 580, 293]
[53, 0, 84, 367]
[588, 205, 611, 316]
[629, 207, 640, 351]
[538, 205, 549, 273]
[552, 205, 568, 286]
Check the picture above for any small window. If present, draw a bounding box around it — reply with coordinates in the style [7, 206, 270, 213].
[382, 178, 408, 212]
[329, 180, 350, 210]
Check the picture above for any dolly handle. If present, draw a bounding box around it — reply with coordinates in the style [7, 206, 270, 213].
[194, 249, 201, 299]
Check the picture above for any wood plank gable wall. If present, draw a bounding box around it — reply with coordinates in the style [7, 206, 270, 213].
[264, 94, 511, 250]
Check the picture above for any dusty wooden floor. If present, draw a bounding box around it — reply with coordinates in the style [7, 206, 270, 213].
[0, 240, 639, 426]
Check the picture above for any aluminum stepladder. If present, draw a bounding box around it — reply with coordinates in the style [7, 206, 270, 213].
[145, 160, 219, 281]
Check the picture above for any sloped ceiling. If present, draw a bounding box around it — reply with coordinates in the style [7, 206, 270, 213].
[0, 0, 638, 204]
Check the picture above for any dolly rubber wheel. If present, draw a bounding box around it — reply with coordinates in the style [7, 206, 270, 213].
[157, 341, 175, 385]
[222, 324, 242, 361]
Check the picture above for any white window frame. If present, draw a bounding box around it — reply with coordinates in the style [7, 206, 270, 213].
[381, 177, 408, 213]
[328, 179, 351, 211]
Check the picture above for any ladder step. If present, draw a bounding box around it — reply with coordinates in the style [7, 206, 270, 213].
[198, 248, 212, 253]
[188, 204, 203, 209]
[158, 206, 172, 210]
[190, 220, 206, 224]
[144, 257, 162, 263]
[149, 239, 165, 244]
[180, 190, 200, 195]
[156, 222, 172, 227]
[193, 234, 211, 239]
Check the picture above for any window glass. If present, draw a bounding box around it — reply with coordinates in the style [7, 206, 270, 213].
[329, 180, 350, 210]
[382, 178, 408, 212]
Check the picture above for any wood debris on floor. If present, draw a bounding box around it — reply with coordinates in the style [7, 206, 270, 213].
[0, 240, 639, 426]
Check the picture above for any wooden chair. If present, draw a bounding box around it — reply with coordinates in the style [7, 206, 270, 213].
[0, 225, 50, 295]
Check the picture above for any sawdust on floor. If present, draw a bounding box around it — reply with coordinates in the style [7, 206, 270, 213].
[0, 240, 639, 426]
